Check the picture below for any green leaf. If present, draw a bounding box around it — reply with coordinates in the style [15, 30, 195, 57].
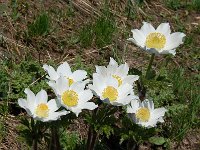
[149, 137, 166, 145]
[129, 68, 142, 76]
[146, 69, 156, 80]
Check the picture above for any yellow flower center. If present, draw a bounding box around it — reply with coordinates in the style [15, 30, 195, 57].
[136, 107, 150, 122]
[35, 103, 49, 118]
[112, 75, 122, 86]
[102, 86, 118, 102]
[145, 32, 166, 50]
[67, 78, 74, 86]
[62, 90, 78, 107]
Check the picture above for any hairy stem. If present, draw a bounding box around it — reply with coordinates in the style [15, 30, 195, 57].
[49, 123, 61, 150]
[145, 53, 155, 78]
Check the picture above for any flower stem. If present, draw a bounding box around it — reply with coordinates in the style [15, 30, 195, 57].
[31, 118, 38, 150]
[145, 53, 155, 78]
[49, 122, 61, 150]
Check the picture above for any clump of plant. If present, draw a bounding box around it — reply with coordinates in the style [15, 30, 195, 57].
[79, 4, 116, 48]
[27, 12, 50, 37]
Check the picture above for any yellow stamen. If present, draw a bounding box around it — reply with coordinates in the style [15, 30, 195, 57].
[62, 90, 78, 107]
[145, 32, 166, 50]
[112, 75, 122, 86]
[136, 107, 150, 122]
[67, 78, 74, 86]
[102, 86, 118, 102]
[35, 103, 49, 118]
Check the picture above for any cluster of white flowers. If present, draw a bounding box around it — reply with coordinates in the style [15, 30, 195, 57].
[18, 62, 98, 122]
[18, 22, 185, 128]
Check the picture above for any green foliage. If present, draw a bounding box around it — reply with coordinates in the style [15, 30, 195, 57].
[93, 15, 116, 48]
[125, 0, 138, 20]
[79, 24, 93, 48]
[18, 118, 50, 148]
[0, 117, 6, 143]
[72, 55, 94, 76]
[85, 104, 117, 135]
[165, 0, 200, 11]
[28, 12, 50, 37]
[119, 114, 158, 148]
[0, 65, 9, 99]
[192, 0, 200, 10]
[149, 136, 166, 146]
[60, 131, 81, 150]
[164, 0, 182, 10]
[161, 68, 200, 141]
[8, 60, 48, 100]
[0, 59, 48, 103]
[10, 0, 21, 21]
[79, 5, 116, 48]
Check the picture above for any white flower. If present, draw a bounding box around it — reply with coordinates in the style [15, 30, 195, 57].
[127, 99, 167, 128]
[95, 57, 139, 87]
[128, 22, 186, 55]
[18, 89, 69, 122]
[43, 62, 87, 86]
[51, 77, 98, 116]
[89, 73, 138, 106]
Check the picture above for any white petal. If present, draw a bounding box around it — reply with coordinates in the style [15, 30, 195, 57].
[24, 88, 36, 108]
[80, 102, 98, 110]
[130, 29, 146, 47]
[71, 107, 82, 117]
[43, 64, 59, 80]
[127, 38, 138, 45]
[96, 66, 107, 76]
[56, 77, 69, 94]
[57, 62, 72, 77]
[130, 99, 140, 113]
[156, 23, 171, 36]
[109, 57, 118, 66]
[78, 90, 93, 104]
[105, 76, 118, 88]
[18, 98, 34, 116]
[71, 70, 87, 81]
[140, 22, 156, 36]
[70, 82, 85, 93]
[157, 117, 164, 123]
[48, 110, 69, 121]
[146, 48, 160, 54]
[127, 105, 134, 113]
[152, 108, 167, 119]
[115, 95, 133, 106]
[35, 89, 48, 104]
[116, 63, 129, 77]
[118, 84, 132, 99]
[88, 84, 100, 97]
[160, 49, 176, 56]
[47, 99, 60, 112]
[47, 81, 58, 95]
[92, 73, 106, 93]
[164, 32, 186, 50]
[148, 99, 154, 110]
[123, 75, 139, 85]
[18, 98, 27, 109]
[107, 64, 117, 75]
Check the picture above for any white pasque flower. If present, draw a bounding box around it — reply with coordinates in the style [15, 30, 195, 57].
[89, 73, 138, 106]
[51, 77, 98, 116]
[18, 89, 69, 122]
[43, 62, 87, 86]
[95, 57, 139, 87]
[127, 99, 167, 128]
[128, 22, 186, 55]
